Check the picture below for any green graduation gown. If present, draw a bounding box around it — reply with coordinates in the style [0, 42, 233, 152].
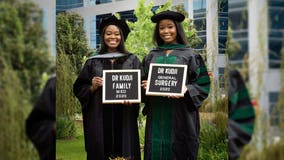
[142, 47, 210, 160]
[228, 69, 255, 160]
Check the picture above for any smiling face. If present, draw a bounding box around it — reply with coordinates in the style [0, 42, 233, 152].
[158, 19, 177, 44]
[103, 25, 122, 52]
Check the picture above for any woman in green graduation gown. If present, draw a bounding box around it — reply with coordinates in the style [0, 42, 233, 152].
[141, 10, 211, 160]
[73, 15, 141, 160]
[228, 69, 255, 160]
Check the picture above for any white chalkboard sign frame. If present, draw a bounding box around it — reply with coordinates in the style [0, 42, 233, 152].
[146, 63, 188, 97]
[102, 69, 141, 104]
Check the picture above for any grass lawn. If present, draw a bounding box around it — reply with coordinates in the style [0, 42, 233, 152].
[56, 114, 227, 160]
[56, 121, 86, 160]
[56, 120, 145, 160]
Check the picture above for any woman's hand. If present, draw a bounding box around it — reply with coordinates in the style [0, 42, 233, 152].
[90, 77, 103, 92]
[166, 85, 187, 99]
[141, 80, 148, 90]
[123, 100, 132, 106]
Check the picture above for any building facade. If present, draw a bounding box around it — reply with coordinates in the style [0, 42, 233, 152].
[56, 0, 228, 93]
[229, 0, 283, 142]
[55, 0, 282, 112]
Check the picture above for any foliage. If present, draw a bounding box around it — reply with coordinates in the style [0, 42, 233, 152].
[56, 12, 89, 138]
[56, 53, 80, 139]
[125, 0, 201, 61]
[56, 11, 91, 73]
[276, 42, 284, 130]
[56, 116, 77, 139]
[0, 0, 54, 158]
[199, 86, 228, 159]
[124, 0, 156, 60]
[56, 12, 91, 137]
[240, 141, 284, 160]
[0, 0, 54, 103]
[56, 53, 81, 119]
[198, 120, 228, 160]
[0, 59, 39, 159]
[226, 26, 241, 58]
[261, 142, 284, 160]
[199, 97, 228, 159]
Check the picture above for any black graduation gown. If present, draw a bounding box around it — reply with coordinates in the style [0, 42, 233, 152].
[228, 69, 255, 160]
[26, 75, 56, 160]
[73, 53, 141, 160]
[142, 48, 210, 160]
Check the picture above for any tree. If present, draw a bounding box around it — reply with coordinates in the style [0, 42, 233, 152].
[276, 41, 284, 131]
[0, 0, 53, 158]
[56, 52, 80, 119]
[56, 12, 91, 73]
[56, 12, 90, 138]
[0, 59, 39, 159]
[56, 53, 79, 139]
[0, 0, 54, 103]
[125, 0, 201, 61]
[56, 11, 90, 118]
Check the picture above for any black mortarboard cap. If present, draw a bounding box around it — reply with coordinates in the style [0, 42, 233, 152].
[99, 15, 130, 41]
[151, 10, 185, 23]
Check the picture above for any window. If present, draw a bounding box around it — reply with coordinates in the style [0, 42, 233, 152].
[193, 1, 206, 53]
[118, 10, 136, 22]
[228, 10, 247, 30]
[96, 13, 112, 49]
[229, 1, 248, 65]
[90, 17, 97, 49]
[193, 0, 206, 11]
[90, 0, 96, 6]
[269, 92, 280, 126]
[229, 37, 248, 62]
[96, 0, 112, 5]
[95, 11, 136, 49]
[56, 0, 84, 13]
[269, 35, 282, 68]
[268, 3, 284, 68]
[218, 67, 225, 88]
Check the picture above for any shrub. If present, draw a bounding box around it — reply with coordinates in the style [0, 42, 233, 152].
[198, 121, 228, 160]
[56, 116, 77, 139]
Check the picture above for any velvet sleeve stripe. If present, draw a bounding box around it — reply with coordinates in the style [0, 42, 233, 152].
[230, 106, 255, 120]
[195, 64, 208, 75]
[194, 63, 210, 94]
[199, 85, 210, 94]
[238, 123, 254, 135]
[230, 86, 250, 106]
[195, 74, 210, 94]
[196, 76, 210, 85]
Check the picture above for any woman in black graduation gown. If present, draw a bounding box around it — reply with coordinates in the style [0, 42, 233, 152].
[141, 11, 211, 160]
[73, 15, 141, 160]
[26, 75, 56, 160]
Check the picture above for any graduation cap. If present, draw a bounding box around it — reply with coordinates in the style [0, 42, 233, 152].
[99, 15, 130, 41]
[89, 52, 127, 59]
[151, 10, 185, 23]
[89, 52, 128, 70]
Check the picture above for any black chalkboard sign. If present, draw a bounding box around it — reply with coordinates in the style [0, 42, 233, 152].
[103, 69, 141, 104]
[146, 63, 187, 97]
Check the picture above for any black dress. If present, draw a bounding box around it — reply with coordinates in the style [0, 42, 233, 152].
[73, 53, 141, 160]
[26, 75, 56, 160]
[142, 48, 210, 160]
